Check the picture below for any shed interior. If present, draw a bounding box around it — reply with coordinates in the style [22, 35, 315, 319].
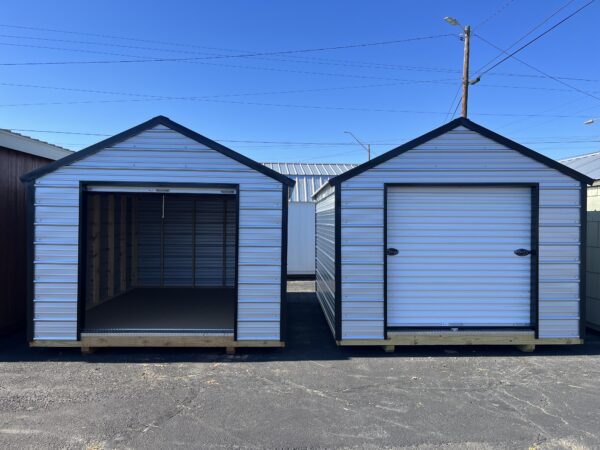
[82, 191, 237, 334]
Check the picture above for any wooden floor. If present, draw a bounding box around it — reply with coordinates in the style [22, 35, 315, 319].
[84, 287, 235, 332]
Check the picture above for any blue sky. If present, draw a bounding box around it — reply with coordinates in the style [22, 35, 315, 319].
[0, 0, 598, 163]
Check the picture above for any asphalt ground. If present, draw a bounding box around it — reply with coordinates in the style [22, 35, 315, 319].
[0, 281, 599, 449]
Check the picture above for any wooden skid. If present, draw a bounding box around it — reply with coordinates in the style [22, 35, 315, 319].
[31, 337, 284, 348]
[337, 335, 582, 346]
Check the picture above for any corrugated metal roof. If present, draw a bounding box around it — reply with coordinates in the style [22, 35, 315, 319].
[560, 151, 600, 181]
[263, 162, 357, 202]
[0, 129, 72, 160]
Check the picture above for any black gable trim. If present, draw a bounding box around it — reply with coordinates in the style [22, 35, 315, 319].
[328, 117, 593, 186]
[20, 115, 295, 186]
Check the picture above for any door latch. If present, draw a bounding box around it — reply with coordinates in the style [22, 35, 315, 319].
[386, 248, 399, 256]
[514, 248, 532, 257]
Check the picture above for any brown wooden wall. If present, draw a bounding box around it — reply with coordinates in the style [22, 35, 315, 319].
[0, 146, 52, 335]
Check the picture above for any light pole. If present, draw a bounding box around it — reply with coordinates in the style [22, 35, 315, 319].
[444, 16, 471, 118]
[344, 131, 371, 160]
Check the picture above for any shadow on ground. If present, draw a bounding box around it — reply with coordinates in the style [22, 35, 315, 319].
[1, 287, 599, 363]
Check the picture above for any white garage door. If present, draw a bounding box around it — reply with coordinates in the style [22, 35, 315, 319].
[386, 186, 533, 328]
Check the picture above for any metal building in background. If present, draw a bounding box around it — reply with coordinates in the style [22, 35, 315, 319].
[560, 151, 600, 332]
[263, 162, 356, 277]
[21, 116, 294, 351]
[0, 130, 71, 335]
[314, 117, 593, 351]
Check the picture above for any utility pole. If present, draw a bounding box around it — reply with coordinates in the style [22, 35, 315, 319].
[445, 17, 472, 118]
[461, 25, 471, 118]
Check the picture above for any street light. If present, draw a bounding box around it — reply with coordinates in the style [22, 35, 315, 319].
[444, 16, 460, 27]
[584, 117, 600, 125]
[344, 131, 371, 161]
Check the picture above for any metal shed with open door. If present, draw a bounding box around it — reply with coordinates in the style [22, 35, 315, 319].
[314, 118, 593, 351]
[21, 116, 294, 351]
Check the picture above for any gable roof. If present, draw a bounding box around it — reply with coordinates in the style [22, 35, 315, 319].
[263, 162, 358, 201]
[560, 151, 600, 181]
[20, 116, 295, 186]
[0, 129, 71, 160]
[316, 117, 593, 191]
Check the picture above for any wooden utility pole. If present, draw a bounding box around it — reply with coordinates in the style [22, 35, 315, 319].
[461, 25, 471, 118]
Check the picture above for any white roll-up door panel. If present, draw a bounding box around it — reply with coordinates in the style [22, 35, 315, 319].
[386, 186, 533, 327]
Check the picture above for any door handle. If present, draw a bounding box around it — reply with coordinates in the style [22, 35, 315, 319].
[514, 248, 533, 257]
[386, 248, 399, 256]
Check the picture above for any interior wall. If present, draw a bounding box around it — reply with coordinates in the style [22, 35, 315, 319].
[86, 193, 236, 310]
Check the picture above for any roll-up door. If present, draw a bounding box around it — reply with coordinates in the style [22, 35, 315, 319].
[386, 185, 534, 328]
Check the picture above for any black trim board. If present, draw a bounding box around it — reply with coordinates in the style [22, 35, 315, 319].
[26, 182, 35, 342]
[280, 185, 289, 342]
[383, 183, 540, 335]
[325, 118, 594, 187]
[20, 116, 295, 187]
[579, 182, 587, 340]
[334, 186, 342, 341]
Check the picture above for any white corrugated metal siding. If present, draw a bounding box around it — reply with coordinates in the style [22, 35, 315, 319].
[339, 126, 583, 340]
[287, 203, 316, 275]
[263, 162, 356, 276]
[315, 184, 336, 334]
[33, 124, 283, 341]
[387, 186, 532, 327]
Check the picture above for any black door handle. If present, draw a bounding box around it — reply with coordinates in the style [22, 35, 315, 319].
[386, 248, 399, 256]
[514, 248, 532, 256]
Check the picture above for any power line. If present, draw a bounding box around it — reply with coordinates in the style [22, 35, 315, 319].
[475, 0, 516, 29]
[0, 33, 454, 66]
[473, 0, 578, 74]
[474, 0, 595, 77]
[1, 25, 598, 84]
[475, 34, 600, 103]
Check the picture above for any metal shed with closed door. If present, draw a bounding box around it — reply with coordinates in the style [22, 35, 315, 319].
[314, 117, 593, 351]
[21, 116, 294, 351]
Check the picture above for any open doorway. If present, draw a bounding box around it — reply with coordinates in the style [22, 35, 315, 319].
[80, 186, 237, 334]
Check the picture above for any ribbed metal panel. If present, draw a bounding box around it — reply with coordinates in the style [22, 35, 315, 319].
[287, 203, 316, 275]
[339, 126, 583, 340]
[315, 185, 336, 335]
[262, 163, 356, 202]
[387, 186, 532, 327]
[33, 125, 283, 341]
[560, 152, 600, 181]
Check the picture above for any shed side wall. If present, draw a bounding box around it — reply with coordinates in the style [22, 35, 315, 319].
[340, 126, 582, 340]
[32, 125, 283, 341]
[0, 147, 52, 334]
[586, 185, 600, 329]
[315, 184, 336, 336]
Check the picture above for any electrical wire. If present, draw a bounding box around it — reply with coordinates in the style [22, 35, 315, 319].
[475, 0, 516, 29]
[0, 33, 454, 66]
[475, 33, 600, 103]
[474, 0, 595, 77]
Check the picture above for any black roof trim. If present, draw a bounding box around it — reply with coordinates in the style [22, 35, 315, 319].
[326, 117, 594, 186]
[20, 115, 295, 186]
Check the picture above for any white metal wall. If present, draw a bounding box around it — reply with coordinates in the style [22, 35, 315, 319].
[340, 126, 583, 340]
[32, 124, 283, 341]
[287, 202, 316, 275]
[315, 185, 336, 334]
[586, 186, 600, 329]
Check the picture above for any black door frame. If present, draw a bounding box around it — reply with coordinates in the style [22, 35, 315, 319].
[76, 181, 240, 340]
[383, 182, 540, 339]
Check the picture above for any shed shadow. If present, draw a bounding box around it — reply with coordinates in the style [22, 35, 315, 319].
[1, 290, 599, 363]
